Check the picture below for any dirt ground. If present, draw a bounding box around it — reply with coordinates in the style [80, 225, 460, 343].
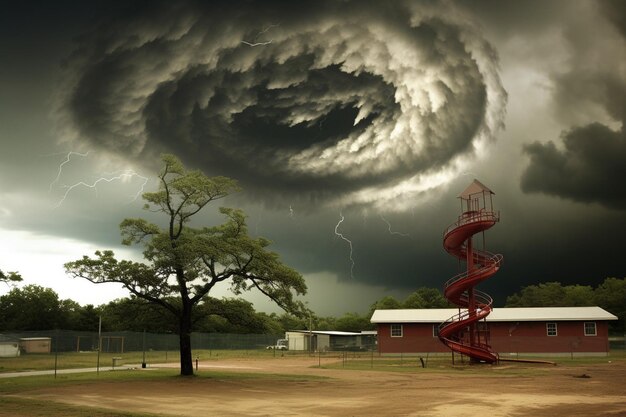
[12, 356, 626, 417]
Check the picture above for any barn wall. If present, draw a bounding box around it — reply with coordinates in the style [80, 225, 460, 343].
[377, 323, 447, 354]
[377, 321, 611, 355]
[490, 321, 610, 354]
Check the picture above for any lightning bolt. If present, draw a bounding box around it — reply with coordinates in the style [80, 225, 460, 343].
[241, 40, 272, 47]
[49, 151, 90, 192]
[334, 212, 355, 279]
[49, 151, 150, 208]
[54, 169, 149, 209]
[380, 214, 411, 238]
[242, 24, 278, 47]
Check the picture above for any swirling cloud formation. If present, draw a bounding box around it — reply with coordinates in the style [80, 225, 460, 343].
[59, 0, 506, 210]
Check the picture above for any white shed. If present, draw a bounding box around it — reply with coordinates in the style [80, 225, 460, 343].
[0, 335, 20, 357]
[286, 330, 377, 351]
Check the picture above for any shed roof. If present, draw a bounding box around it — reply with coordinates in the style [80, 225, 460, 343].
[370, 307, 617, 323]
[288, 330, 364, 336]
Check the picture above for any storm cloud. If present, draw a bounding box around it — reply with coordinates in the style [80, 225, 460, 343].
[521, 0, 625, 210]
[521, 123, 626, 209]
[3, 0, 624, 314]
[59, 0, 506, 211]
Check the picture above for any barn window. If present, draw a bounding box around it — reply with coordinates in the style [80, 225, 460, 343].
[432, 325, 439, 338]
[391, 324, 403, 337]
[546, 322, 557, 336]
[584, 322, 597, 336]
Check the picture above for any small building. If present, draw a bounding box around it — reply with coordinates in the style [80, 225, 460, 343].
[286, 330, 376, 352]
[19, 337, 52, 354]
[371, 306, 617, 357]
[0, 335, 20, 357]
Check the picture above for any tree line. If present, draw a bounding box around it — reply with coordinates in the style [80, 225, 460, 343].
[2, 278, 623, 334]
[0, 285, 444, 334]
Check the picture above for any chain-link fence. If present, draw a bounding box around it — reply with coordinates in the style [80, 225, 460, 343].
[4, 330, 283, 354]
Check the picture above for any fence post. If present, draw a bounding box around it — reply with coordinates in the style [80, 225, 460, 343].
[142, 330, 146, 369]
[54, 329, 59, 379]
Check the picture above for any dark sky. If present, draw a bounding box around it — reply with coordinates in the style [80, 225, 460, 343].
[0, 0, 624, 315]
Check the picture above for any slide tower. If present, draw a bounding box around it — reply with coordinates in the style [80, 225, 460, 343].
[438, 179, 503, 363]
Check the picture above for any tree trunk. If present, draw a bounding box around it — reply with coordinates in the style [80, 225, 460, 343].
[179, 306, 194, 376]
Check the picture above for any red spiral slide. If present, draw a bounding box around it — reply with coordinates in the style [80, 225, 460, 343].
[438, 180, 503, 363]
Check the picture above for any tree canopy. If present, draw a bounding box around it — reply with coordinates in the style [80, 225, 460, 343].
[0, 284, 98, 331]
[505, 278, 626, 332]
[65, 154, 307, 375]
[0, 269, 22, 284]
[368, 287, 450, 317]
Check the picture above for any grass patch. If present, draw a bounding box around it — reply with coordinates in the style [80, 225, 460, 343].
[0, 351, 177, 373]
[319, 352, 625, 376]
[0, 367, 328, 395]
[0, 349, 314, 374]
[0, 369, 179, 394]
[320, 358, 557, 377]
[0, 396, 159, 417]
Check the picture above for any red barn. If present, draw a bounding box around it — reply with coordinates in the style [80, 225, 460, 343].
[371, 306, 617, 357]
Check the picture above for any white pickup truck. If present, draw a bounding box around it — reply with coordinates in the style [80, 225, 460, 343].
[266, 338, 289, 350]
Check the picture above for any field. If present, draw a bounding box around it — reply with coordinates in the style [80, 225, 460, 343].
[1, 351, 625, 417]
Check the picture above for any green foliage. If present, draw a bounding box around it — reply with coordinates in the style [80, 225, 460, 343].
[196, 297, 280, 334]
[505, 281, 598, 308]
[0, 285, 92, 331]
[0, 285, 64, 330]
[267, 312, 309, 332]
[403, 287, 450, 309]
[368, 295, 402, 316]
[368, 287, 449, 317]
[506, 281, 596, 307]
[64, 154, 307, 375]
[0, 269, 22, 283]
[594, 277, 626, 332]
[506, 278, 626, 333]
[60, 300, 101, 331]
[334, 312, 374, 332]
[99, 297, 175, 333]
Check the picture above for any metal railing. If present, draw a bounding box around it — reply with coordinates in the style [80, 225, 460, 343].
[443, 209, 500, 238]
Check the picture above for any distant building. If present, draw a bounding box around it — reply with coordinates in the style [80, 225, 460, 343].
[19, 337, 52, 354]
[0, 335, 20, 358]
[371, 306, 617, 357]
[286, 330, 377, 351]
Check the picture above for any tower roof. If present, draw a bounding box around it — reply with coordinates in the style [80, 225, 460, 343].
[458, 179, 494, 199]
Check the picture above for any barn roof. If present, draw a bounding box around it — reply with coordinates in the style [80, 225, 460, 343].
[370, 306, 617, 323]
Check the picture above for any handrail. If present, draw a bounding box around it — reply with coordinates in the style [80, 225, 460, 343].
[438, 206, 501, 364]
[443, 253, 502, 289]
[443, 209, 499, 238]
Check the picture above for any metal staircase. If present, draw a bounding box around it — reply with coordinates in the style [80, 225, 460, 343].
[438, 181, 502, 364]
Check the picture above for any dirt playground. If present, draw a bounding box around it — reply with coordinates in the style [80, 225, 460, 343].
[10, 356, 626, 417]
